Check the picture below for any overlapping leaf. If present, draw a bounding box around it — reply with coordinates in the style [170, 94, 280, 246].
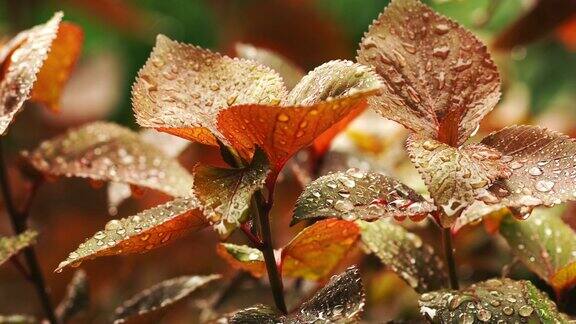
[293, 168, 434, 225]
[56, 197, 207, 272]
[481, 125, 576, 210]
[132, 34, 287, 146]
[113, 274, 220, 324]
[358, 220, 446, 293]
[357, 0, 500, 146]
[500, 207, 576, 295]
[24, 122, 194, 199]
[216, 267, 365, 323]
[0, 230, 37, 266]
[216, 243, 265, 278]
[406, 135, 511, 226]
[194, 149, 270, 237]
[419, 278, 570, 323]
[56, 270, 89, 323]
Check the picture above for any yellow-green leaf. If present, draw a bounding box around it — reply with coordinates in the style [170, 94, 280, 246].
[216, 243, 265, 278]
[0, 230, 37, 266]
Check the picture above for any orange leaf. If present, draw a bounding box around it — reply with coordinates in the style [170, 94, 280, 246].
[551, 261, 576, 294]
[216, 243, 266, 278]
[30, 22, 83, 112]
[310, 104, 365, 157]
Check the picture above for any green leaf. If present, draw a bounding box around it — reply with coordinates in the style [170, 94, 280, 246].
[500, 206, 576, 294]
[293, 168, 434, 225]
[193, 149, 270, 237]
[216, 243, 265, 278]
[56, 270, 89, 323]
[0, 230, 37, 266]
[358, 219, 446, 293]
[419, 278, 570, 323]
[113, 274, 220, 324]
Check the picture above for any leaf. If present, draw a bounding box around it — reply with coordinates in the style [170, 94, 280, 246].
[500, 206, 576, 295]
[193, 149, 270, 237]
[132, 35, 287, 146]
[281, 219, 359, 280]
[454, 201, 508, 233]
[481, 125, 576, 210]
[56, 197, 207, 272]
[292, 168, 435, 225]
[0, 314, 36, 323]
[216, 243, 265, 278]
[0, 230, 37, 266]
[235, 43, 304, 90]
[358, 219, 446, 293]
[56, 270, 89, 323]
[419, 278, 570, 323]
[30, 22, 83, 112]
[24, 122, 194, 199]
[357, 0, 500, 146]
[217, 60, 382, 172]
[113, 274, 220, 324]
[217, 304, 279, 324]
[406, 135, 511, 227]
[0, 12, 62, 135]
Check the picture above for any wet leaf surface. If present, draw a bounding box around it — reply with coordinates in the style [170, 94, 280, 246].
[0, 230, 37, 266]
[24, 122, 194, 199]
[357, 0, 500, 146]
[56, 270, 89, 323]
[56, 197, 207, 271]
[113, 274, 220, 323]
[132, 35, 287, 146]
[0, 314, 36, 323]
[293, 168, 434, 225]
[406, 135, 510, 227]
[281, 219, 359, 280]
[500, 206, 576, 294]
[358, 219, 446, 293]
[481, 125, 576, 211]
[216, 243, 265, 278]
[0, 12, 62, 135]
[194, 149, 269, 237]
[419, 278, 570, 323]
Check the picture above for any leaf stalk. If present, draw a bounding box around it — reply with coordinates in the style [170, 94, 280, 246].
[442, 227, 459, 290]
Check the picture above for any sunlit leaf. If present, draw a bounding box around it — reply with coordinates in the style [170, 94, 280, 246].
[357, 0, 500, 146]
[30, 22, 83, 112]
[132, 35, 287, 146]
[194, 149, 269, 237]
[24, 122, 194, 199]
[217, 60, 382, 172]
[419, 278, 570, 323]
[282, 219, 359, 280]
[293, 168, 435, 225]
[500, 206, 576, 295]
[0, 12, 62, 135]
[454, 201, 508, 233]
[216, 243, 265, 278]
[310, 105, 366, 157]
[235, 43, 304, 90]
[56, 270, 89, 323]
[0, 314, 36, 323]
[0, 230, 37, 266]
[56, 197, 207, 272]
[113, 274, 220, 324]
[358, 219, 446, 293]
[406, 135, 511, 227]
[481, 125, 576, 212]
[216, 304, 279, 323]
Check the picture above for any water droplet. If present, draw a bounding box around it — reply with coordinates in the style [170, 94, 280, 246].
[528, 166, 543, 176]
[277, 113, 289, 122]
[535, 180, 554, 192]
[476, 309, 491, 322]
[518, 305, 534, 317]
[434, 23, 450, 35]
[502, 306, 514, 316]
[334, 200, 353, 212]
[432, 46, 450, 59]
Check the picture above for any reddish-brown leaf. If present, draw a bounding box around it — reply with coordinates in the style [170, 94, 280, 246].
[357, 0, 500, 146]
[216, 243, 265, 278]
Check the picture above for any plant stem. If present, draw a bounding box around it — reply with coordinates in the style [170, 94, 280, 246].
[0, 139, 58, 324]
[442, 227, 459, 290]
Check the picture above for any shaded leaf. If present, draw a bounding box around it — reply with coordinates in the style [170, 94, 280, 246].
[194, 149, 270, 237]
[216, 304, 278, 324]
[56, 270, 89, 323]
[419, 278, 570, 323]
[24, 122, 194, 198]
[281, 219, 359, 280]
[114, 274, 220, 324]
[358, 219, 446, 293]
[235, 43, 304, 90]
[406, 135, 510, 226]
[357, 0, 500, 146]
[481, 125, 576, 211]
[216, 243, 265, 278]
[30, 22, 83, 112]
[56, 197, 207, 271]
[293, 168, 434, 225]
[0, 314, 36, 323]
[500, 206, 576, 295]
[132, 35, 287, 146]
[0, 12, 62, 135]
[0, 230, 37, 266]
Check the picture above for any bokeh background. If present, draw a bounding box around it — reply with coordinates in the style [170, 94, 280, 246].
[0, 0, 575, 322]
